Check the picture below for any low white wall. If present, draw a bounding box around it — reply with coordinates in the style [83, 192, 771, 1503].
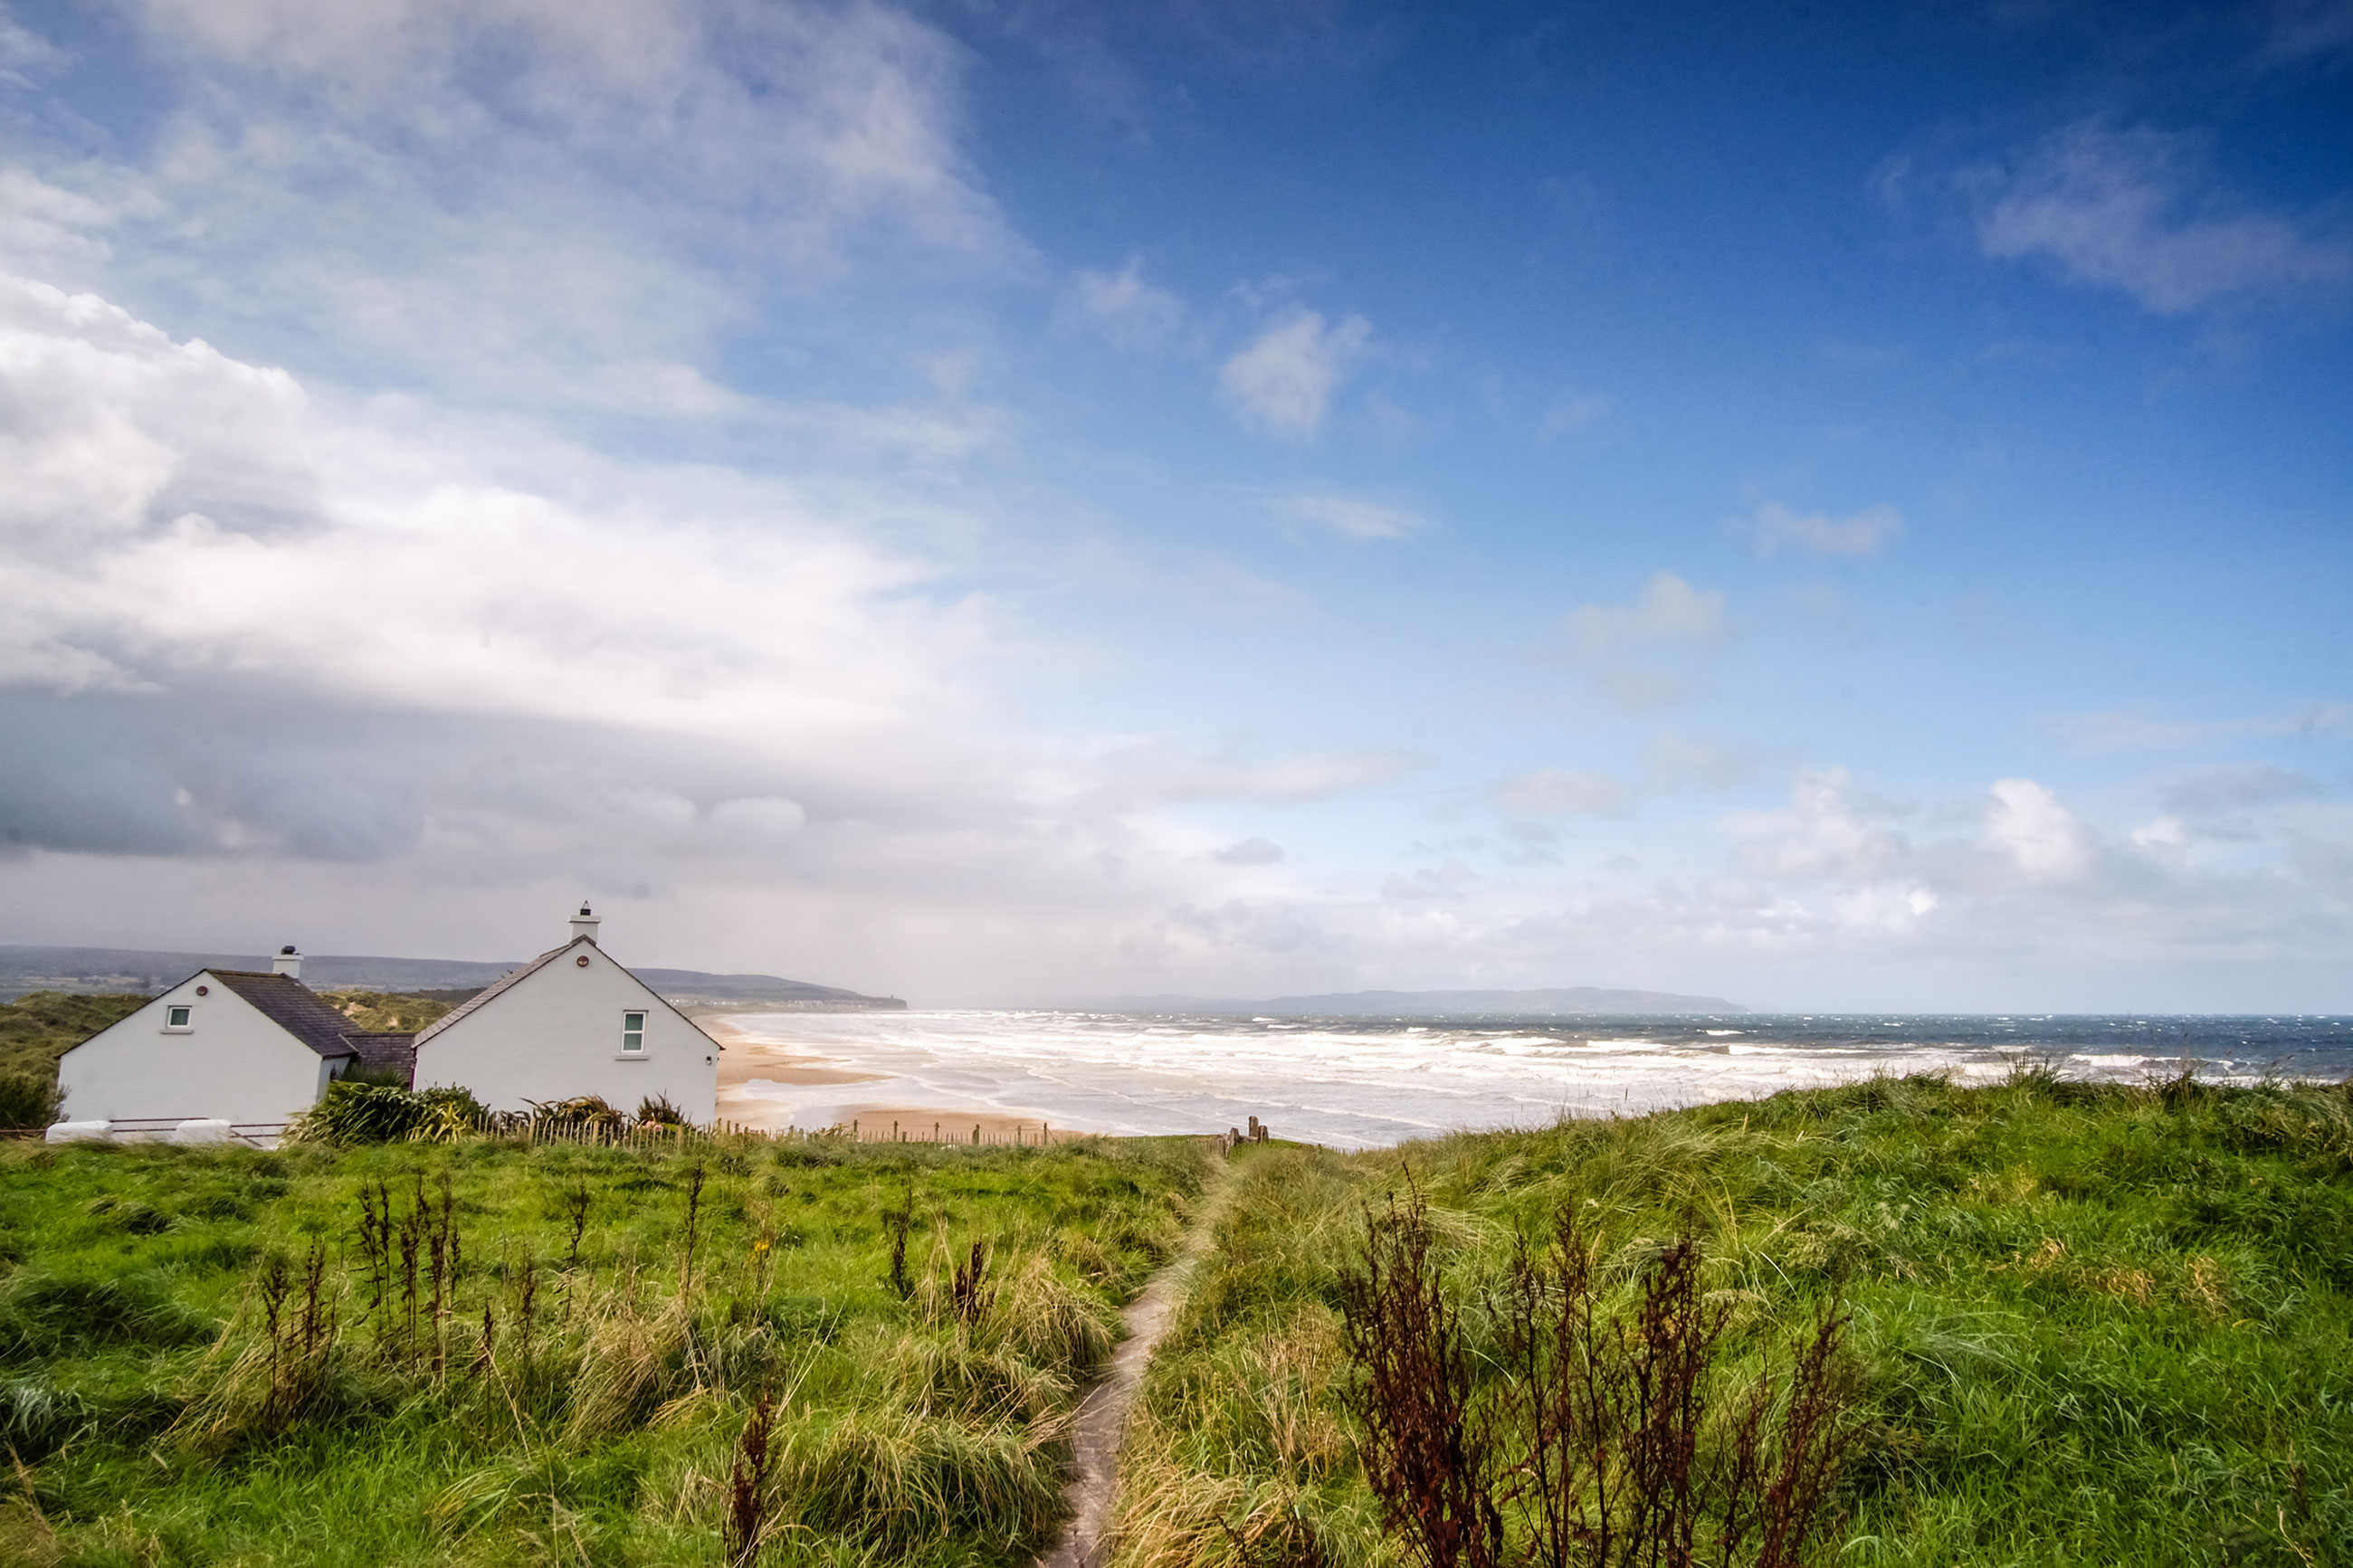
[54, 979, 331, 1126]
[412, 941, 719, 1120]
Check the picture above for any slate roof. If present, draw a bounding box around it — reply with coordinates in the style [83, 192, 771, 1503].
[207, 970, 365, 1059]
[341, 1031, 417, 1082]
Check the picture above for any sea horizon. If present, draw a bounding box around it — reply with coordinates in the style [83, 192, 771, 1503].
[711, 1008, 2353, 1150]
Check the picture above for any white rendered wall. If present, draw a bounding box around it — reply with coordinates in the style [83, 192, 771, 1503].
[411, 939, 719, 1119]
[54, 975, 334, 1126]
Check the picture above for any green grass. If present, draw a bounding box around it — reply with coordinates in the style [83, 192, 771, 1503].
[0, 1130, 1213, 1566]
[1115, 1070, 2353, 1568]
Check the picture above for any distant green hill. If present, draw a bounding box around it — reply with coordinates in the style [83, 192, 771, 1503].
[0, 945, 904, 1008]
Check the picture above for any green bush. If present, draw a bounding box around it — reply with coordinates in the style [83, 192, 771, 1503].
[285, 1079, 486, 1144]
[0, 1066, 61, 1129]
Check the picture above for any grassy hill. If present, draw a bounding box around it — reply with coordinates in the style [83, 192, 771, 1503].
[0, 1131, 1213, 1565]
[1118, 1070, 2353, 1568]
[4, 1072, 2348, 1565]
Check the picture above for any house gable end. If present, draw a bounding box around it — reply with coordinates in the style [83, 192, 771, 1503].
[413, 937, 719, 1050]
[59, 969, 337, 1067]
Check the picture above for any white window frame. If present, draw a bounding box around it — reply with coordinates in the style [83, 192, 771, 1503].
[619, 1010, 646, 1055]
[163, 1005, 194, 1032]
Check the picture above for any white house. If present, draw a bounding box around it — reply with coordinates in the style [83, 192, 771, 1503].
[409, 905, 720, 1119]
[53, 947, 408, 1131]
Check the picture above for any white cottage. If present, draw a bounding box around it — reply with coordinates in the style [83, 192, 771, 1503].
[409, 906, 719, 1120]
[52, 947, 409, 1132]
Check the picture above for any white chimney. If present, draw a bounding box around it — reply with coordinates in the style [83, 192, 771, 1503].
[569, 903, 602, 945]
[272, 945, 302, 979]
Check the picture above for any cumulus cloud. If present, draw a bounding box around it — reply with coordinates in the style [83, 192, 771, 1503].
[0, 267, 1365, 996]
[1262, 491, 1428, 543]
[1969, 119, 2352, 314]
[1217, 307, 1370, 439]
[1745, 502, 1903, 559]
[1986, 778, 2090, 881]
[1064, 257, 1184, 349]
[1735, 769, 1910, 881]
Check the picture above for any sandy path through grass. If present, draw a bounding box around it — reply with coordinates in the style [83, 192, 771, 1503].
[1037, 1157, 1232, 1568]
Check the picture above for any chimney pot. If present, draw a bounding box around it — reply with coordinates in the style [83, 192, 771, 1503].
[272, 946, 303, 979]
[568, 903, 603, 945]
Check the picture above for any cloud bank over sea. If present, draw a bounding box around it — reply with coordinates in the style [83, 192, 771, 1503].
[0, 1, 2347, 1012]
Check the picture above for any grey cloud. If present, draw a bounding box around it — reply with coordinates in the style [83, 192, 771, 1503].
[0, 690, 418, 861]
[1210, 837, 1284, 865]
[1492, 769, 1631, 818]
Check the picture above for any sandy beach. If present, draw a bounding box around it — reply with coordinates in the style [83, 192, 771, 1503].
[698, 1009, 1064, 1137]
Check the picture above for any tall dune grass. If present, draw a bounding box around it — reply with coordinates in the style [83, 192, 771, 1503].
[0, 1129, 1212, 1566]
[1113, 1074, 2353, 1568]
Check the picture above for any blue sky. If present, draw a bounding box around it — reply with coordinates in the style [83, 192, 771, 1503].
[0, 0, 2347, 1009]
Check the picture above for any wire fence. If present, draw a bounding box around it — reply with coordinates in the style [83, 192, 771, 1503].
[481, 1115, 1071, 1149]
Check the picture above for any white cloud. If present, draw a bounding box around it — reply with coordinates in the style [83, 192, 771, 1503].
[1567, 571, 1726, 652]
[0, 270, 996, 743]
[1064, 257, 1183, 349]
[1986, 777, 2089, 881]
[1746, 501, 1903, 559]
[1217, 307, 1370, 440]
[0, 10, 67, 86]
[15, 0, 1019, 412]
[1971, 119, 2352, 314]
[1493, 770, 1631, 817]
[1262, 491, 1428, 543]
[1734, 769, 1908, 881]
[1210, 837, 1284, 866]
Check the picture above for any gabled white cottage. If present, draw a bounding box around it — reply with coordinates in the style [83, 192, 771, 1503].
[409, 906, 719, 1119]
[53, 947, 408, 1131]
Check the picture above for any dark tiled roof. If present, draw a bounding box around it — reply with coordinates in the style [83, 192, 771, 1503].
[207, 970, 362, 1059]
[411, 941, 576, 1047]
[340, 1031, 416, 1082]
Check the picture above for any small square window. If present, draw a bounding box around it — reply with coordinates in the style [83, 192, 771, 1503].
[621, 1011, 645, 1052]
[165, 1005, 193, 1031]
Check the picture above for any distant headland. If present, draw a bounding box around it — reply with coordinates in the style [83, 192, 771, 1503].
[1091, 985, 1747, 1016]
[0, 945, 906, 1011]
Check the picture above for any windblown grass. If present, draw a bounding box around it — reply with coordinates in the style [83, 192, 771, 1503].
[0, 1128, 1211, 1565]
[1112, 1071, 2353, 1568]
